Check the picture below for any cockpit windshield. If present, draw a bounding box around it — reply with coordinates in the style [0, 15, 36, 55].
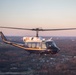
[46, 41, 57, 48]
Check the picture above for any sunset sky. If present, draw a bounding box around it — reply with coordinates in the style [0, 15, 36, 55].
[0, 0, 76, 36]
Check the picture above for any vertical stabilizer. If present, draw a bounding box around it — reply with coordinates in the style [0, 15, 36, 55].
[0, 32, 7, 41]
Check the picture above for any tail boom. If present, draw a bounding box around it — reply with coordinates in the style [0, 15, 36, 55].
[0, 32, 28, 50]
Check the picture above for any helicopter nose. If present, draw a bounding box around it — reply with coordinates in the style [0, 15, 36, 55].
[47, 46, 60, 54]
[51, 47, 60, 54]
[57, 48, 60, 52]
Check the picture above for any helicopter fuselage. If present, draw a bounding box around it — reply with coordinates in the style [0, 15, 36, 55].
[23, 37, 60, 54]
[0, 32, 60, 55]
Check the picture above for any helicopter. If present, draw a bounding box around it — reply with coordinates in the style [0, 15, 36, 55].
[0, 26, 76, 55]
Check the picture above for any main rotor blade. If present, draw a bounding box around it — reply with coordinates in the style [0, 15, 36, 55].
[42, 28, 76, 31]
[0, 26, 43, 31]
[0, 26, 33, 30]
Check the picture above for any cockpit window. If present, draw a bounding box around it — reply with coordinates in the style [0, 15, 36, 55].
[46, 41, 57, 47]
